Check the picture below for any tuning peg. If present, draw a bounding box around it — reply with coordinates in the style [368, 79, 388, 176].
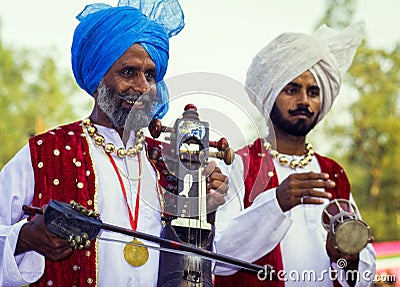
[148, 119, 165, 138]
[210, 147, 235, 165]
[148, 118, 173, 139]
[209, 138, 229, 151]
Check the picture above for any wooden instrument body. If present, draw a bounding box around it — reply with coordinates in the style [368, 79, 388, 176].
[158, 222, 214, 287]
[157, 105, 214, 287]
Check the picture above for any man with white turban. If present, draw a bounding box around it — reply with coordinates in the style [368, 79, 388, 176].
[0, 1, 228, 286]
[213, 21, 376, 287]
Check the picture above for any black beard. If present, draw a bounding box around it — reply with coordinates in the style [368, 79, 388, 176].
[270, 104, 317, 137]
[97, 82, 155, 131]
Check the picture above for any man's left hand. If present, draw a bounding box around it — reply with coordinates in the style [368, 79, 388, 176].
[326, 231, 359, 269]
[203, 161, 229, 212]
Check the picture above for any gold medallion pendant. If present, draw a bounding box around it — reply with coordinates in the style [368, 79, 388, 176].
[123, 238, 149, 267]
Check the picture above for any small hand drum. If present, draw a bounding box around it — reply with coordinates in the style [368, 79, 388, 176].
[321, 199, 370, 254]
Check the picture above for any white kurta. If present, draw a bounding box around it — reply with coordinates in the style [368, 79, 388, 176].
[0, 124, 162, 287]
[214, 153, 376, 287]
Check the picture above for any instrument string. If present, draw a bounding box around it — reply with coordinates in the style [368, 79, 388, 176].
[183, 143, 193, 277]
[197, 164, 204, 274]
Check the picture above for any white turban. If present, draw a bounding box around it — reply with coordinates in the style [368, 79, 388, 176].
[245, 20, 365, 125]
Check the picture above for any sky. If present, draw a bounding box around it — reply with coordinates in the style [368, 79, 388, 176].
[1, 0, 399, 149]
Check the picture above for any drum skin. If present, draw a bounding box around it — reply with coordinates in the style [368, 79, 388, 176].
[334, 220, 370, 254]
[321, 199, 370, 254]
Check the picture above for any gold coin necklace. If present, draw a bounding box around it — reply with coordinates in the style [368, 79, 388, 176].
[107, 151, 149, 267]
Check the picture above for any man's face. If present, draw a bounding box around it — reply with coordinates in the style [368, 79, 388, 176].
[95, 43, 159, 131]
[270, 70, 321, 137]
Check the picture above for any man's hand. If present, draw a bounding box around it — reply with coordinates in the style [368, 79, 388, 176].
[276, 172, 334, 212]
[326, 230, 374, 266]
[326, 230, 359, 264]
[326, 230, 362, 287]
[203, 161, 229, 212]
[15, 205, 73, 261]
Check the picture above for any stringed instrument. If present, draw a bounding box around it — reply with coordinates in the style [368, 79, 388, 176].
[148, 104, 235, 287]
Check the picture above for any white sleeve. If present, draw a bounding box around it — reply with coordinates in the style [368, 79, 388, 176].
[0, 144, 45, 286]
[352, 193, 377, 287]
[213, 155, 292, 275]
[354, 243, 376, 287]
[331, 243, 376, 287]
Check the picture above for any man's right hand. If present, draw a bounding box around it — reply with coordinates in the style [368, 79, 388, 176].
[15, 206, 73, 261]
[276, 172, 334, 212]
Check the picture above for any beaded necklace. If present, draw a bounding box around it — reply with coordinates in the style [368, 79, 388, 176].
[82, 118, 145, 158]
[264, 141, 314, 169]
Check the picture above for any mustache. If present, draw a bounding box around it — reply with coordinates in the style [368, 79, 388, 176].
[118, 93, 160, 104]
[288, 106, 314, 117]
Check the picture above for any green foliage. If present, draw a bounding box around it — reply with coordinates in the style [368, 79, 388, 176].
[341, 44, 400, 241]
[0, 39, 83, 168]
[316, 1, 400, 241]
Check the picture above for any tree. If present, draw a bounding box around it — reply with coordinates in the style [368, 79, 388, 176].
[312, 0, 400, 241]
[0, 37, 83, 168]
[333, 44, 400, 241]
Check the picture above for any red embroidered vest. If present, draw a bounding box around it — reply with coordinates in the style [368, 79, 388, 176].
[28, 120, 174, 286]
[214, 138, 350, 287]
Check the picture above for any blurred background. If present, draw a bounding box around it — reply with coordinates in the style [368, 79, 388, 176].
[1, 0, 399, 285]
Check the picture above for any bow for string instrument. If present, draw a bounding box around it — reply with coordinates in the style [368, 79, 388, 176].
[149, 104, 235, 287]
[22, 200, 272, 280]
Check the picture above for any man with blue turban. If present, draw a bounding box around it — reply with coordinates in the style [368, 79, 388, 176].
[0, 1, 228, 286]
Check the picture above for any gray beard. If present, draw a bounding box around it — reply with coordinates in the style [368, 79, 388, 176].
[96, 81, 154, 132]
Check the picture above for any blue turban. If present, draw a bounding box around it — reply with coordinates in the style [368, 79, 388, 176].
[71, 0, 184, 119]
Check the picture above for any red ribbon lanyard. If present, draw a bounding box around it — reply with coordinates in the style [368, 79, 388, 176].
[107, 153, 141, 231]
